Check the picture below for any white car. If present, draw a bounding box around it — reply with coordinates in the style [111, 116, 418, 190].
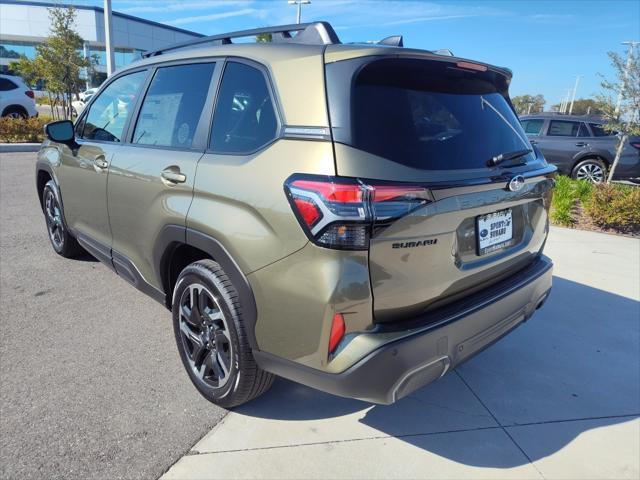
[79, 87, 98, 102]
[0, 74, 38, 118]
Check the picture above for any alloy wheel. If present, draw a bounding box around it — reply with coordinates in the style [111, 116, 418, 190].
[178, 283, 233, 388]
[576, 163, 605, 183]
[44, 190, 64, 250]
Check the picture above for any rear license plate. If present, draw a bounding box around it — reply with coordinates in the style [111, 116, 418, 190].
[476, 209, 513, 255]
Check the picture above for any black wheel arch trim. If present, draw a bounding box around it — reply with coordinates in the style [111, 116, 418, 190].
[153, 225, 259, 350]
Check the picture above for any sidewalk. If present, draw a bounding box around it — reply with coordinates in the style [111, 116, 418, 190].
[162, 227, 640, 479]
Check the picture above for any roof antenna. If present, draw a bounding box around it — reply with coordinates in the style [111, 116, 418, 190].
[378, 35, 403, 47]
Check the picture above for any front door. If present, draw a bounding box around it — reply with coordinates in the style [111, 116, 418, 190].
[58, 69, 148, 260]
[107, 62, 219, 291]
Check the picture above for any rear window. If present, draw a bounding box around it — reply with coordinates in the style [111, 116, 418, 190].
[0, 78, 18, 91]
[590, 123, 614, 137]
[548, 120, 580, 137]
[327, 57, 533, 171]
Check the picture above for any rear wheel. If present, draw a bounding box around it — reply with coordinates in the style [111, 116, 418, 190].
[42, 181, 83, 258]
[571, 158, 607, 183]
[172, 260, 274, 408]
[2, 106, 27, 119]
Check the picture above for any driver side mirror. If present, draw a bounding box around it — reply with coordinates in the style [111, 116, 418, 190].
[45, 120, 77, 148]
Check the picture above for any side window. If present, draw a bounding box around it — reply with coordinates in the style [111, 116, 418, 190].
[590, 123, 614, 137]
[520, 119, 544, 136]
[82, 70, 146, 143]
[548, 120, 580, 137]
[132, 63, 215, 148]
[577, 122, 591, 137]
[210, 62, 278, 154]
[0, 78, 18, 91]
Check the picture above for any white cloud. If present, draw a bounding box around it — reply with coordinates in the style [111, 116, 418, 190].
[168, 7, 262, 25]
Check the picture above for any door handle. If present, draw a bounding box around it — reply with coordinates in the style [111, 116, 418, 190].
[529, 140, 537, 145]
[575, 142, 588, 147]
[161, 167, 186, 184]
[94, 155, 108, 169]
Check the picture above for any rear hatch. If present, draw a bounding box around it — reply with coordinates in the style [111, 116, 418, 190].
[325, 52, 555, 323]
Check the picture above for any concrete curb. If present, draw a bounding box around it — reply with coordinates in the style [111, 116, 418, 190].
[0, 143, 41, 153]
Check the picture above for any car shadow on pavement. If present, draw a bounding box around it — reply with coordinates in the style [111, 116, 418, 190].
[237, 276, 639, 468]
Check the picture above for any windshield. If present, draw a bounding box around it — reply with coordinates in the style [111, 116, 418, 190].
[327, 57, 535, 171]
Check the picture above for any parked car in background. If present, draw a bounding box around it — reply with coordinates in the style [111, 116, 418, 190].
[0, 74, 38, 118]
[71, 93, 93, 116]
[520, 114, 640, 183]
[79, 87, 98, 102]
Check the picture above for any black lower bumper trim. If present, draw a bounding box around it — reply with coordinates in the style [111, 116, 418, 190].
[255, 255, 553, 404]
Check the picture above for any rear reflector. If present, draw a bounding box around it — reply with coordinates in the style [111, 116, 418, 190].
[25, 90, 34, 99]
[285, 174, 431, 250]
[328, 313, 346, 354]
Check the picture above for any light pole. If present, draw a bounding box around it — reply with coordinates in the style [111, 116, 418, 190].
[615, 40, 639, 117]
[568, 75, 582, 115]
[104, 0, 115, 76]
[288, 0, 310, 24]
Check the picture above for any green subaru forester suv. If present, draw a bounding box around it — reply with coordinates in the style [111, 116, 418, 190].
[36, 22, 555, 408]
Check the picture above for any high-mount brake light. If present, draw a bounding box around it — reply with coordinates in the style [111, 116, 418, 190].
[455, 61, 487, 72]
[284, 175, 431, 250]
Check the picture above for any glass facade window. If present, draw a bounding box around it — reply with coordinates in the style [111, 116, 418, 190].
[0, 41, 38, 60]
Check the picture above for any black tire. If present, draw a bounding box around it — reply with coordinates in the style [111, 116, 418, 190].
[2, 106, 28, 119]
[42, 180, 84, 258]
[172, 259, 274, 408]
[571, 158, 607, 183]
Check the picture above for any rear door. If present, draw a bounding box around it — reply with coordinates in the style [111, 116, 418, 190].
[325, 55, 555, 322]
[534, 120, 589, 174]
[107, 61, 220, 291]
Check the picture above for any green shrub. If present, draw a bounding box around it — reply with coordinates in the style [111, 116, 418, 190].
[550, 176, 578, 226]
[0, 117, 47, 143]
[585, 184, 640, 233]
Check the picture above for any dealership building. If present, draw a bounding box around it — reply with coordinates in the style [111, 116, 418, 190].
[0, 0, 203, 86]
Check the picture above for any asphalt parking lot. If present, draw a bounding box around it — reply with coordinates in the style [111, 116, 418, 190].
[0, 153, 226, 479]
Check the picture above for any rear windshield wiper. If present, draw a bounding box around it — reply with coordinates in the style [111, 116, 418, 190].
[487, 149, 532, 167]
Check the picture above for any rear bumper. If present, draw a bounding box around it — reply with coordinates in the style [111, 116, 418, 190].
[255, 255, 553, 404]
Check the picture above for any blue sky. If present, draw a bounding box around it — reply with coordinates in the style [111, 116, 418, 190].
[31, 0, 640, 107]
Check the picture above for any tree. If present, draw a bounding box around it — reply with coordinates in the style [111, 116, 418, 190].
[551, 98, 606, 116]
[597, 48, 640, 182]
[512, 94, 546, 115]
[11, 6, 92, 120]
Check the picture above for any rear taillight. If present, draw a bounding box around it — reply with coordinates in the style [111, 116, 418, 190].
[630, 142, 640, 150]
[25, 90, 34, 99]
[284, 175, 431, 250]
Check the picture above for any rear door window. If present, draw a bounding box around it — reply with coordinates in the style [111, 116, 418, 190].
[132, 63, 215, 149]
[209, 62, 278, 154]
[327, 57, 534, 170]
[82, 70, 146, 143]
[548, 120, 580, 137]
[521, 119, 544, 136]
[577, 122, 591, 137]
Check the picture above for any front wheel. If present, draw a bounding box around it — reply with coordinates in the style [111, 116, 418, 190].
[42, 181, 83, 258]
[172, 260, 274, 408]
[571, 158, 607, 183]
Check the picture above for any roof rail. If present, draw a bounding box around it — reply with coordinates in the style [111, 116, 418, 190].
[142, 21, 340, 58]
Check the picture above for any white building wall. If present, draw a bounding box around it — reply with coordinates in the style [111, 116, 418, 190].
[0, 3, 200, 51]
